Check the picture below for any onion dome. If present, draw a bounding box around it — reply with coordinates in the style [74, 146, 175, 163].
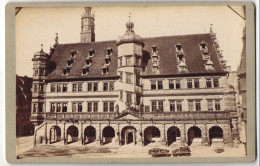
[116, 21, 144, 46]
[32, 44, 49, 60]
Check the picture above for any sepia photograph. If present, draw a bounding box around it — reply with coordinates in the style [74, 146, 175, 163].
[9, 2, 255, 163]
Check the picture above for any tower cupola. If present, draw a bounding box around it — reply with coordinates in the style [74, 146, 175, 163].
[80, 7, 95, 43]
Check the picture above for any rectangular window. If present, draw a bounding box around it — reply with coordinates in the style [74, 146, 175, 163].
[119, 58, 122, 67]
[88, 83, 92, 91]
[187, 80, 192, 88]
[206, 79, 212, 88]
[50, 103, 55, 113]
[145, 106, 150, 113]
[188, 101, 193, 111]
[151, 81, 156, 90]
[38, 104, 43, 112]
[88, 103, 92, 112]
[119, 72, 123, 82]
[215, 100, 221, 110]
[93, 83, 98, 91]
[213, 78, 219, 88]
[73, 84, 77, 92]
[39, 84, 43, 91]
[34, 84, 37, 92]
[78, 84, 82, 91]
[208, 100, 213, 110]
[51, 84, 55, 92]
[119, 90, 123, 101]
[158, 101, 164, 112]
[136, 75, 140, 86]
[57, 103, 61, 112]
[195, 100, 201, 111]
[126, 57, 131, 66]
[72, 103, 76, 112]
[110, 102, 114, 112]
[170, 101, 175, 112]
[62, 103, 67, 112]
[78, 103, 82, 112]
[176, 80, 181, 89]
[136, 95, 141, 105]
[103, 102, 108, 112]
[94, 102, 98, 112]
[126, 73, 132, 84]
[127, 93, 132, 104]
[169, 80, 174, 89]
[63, 84, 67, 92]
[158, 81, 163, 89]
[136, 57, 140, 66]
[57, 84, 62, 92]
[177, 101, 182, 111]
[103, 82, 108, 91]
[109, 82, 114, 91]
[152, 101, 157, 112]
[194, 79, 199, 88]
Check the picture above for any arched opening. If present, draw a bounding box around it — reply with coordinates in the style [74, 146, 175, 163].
[121, 126, 137, 145]
[144, 126, 161, 146]
[50, 126, 61, 144]
[66, 126, 78, 144]
[84, 126, 96, 145]
[209, 126, 223, 146]
[102, 126, 115, 145]
[187, 126, 202, 146]
[167, 127, 181, 146]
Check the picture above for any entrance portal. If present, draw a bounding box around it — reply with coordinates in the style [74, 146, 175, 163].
[127, 132, 133, 144]
[167, 127, 181, 146]
[121, 126, 137, 145]
[144, 126, 161, 146]
[102, 126, 115, 145]
[66, 126, 79, 144]
[209, 126, 223, 146]
[187, 126, 201, 146]
[50, 126, 61, 144]
[84, 126, 96, 144]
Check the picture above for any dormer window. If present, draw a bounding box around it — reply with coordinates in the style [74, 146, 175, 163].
[62, 68, 69, 76]
[70, 50, 77, 58]
[202, 52, 210, 60]
[85, 57, 92, 66]
[102, 66, 108, 74]
[82, 67, 89, 75]
[178, 62, 187, 72]
[177, 54, 184, 62]
[205, 60, 214, 70]
[106, 47, 113, 56]
[152, 44, 158, 53]
[176, 43, 183, 51]
[89, 48, 95, 57]
[67, 58, 73, 67]
[200, 41, 207, 50]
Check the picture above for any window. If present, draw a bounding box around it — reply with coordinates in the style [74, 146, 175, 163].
[50, 103, 55, 113]
[126, 57, 131, 66]
[213, 78, 219, 88]
[127, 93, 132, 104]
[39, 84, 43, 91]
[170, 101, 175, 112]
[119, 58, 122, 67]
[103, 82, 108, 91]
[136, 57, 140, 66]
[152, 101, 157, 112]
[63, 69, 68, 75]
[119, 72, 123, 82]
[33, 104, 37, 113]
[188, 101, 193, 111]
[57, 103, 61, 112]
[34, 70, 38, 76]
[208, 100, 213, 110]
[88, 83, 92, 91]
[62, 103, 67, 112]
[151, 81, 156, 90]
[82, 68, 89, 75]
[195, 100, 201, 111]
[88, 103, 92, 112]
[136, 74, 140, 86]
[78, 84, 82, 91]
[158, 101, 164, 112]
[93, 83, 98, 91]
[63, 84, 67, 92]
[57, 84, 62, 92]
[86, 59, 91, 66]
[169, 80, 174, 89]
[34, 84, 37, 92]
[177, 101, 182, 111]
[94, 102, 98, 112]
[78, 103, 82, 112]
[72, 103, 76, 112]
[105, 58, 110, 65]
[206, 79, 212, 88]
[158, 81, 163, 89]
[102, 68, 107, 74]
[215, 100, 221, 110]
[103, 102, 108, 112]
[73, 84, 77, 92]
[119, 90, 123, 101]
[109, 82, 114, 91]
[39, 69, 45, 76]
[110, 102, 114, 112]
[194, 79, 199, 88]
[176, 80, 181, 89]
[145, 106, 150, 113]
[126, 73, 132, 84]
[176, 44, 183, 51]
[187, 79, 192, 88]
[51, 84, 56, 92]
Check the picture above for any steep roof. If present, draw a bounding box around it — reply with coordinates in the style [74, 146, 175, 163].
[46, 33, 225, 81]
[16, 75, 32, 109]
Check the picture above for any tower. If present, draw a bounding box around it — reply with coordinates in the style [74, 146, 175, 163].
[80, 7, 95, 43]
[30, 44, 49, 126]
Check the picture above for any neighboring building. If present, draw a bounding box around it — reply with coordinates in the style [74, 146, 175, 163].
[16, 75, 34, 137]
[31, 7, 239, 147]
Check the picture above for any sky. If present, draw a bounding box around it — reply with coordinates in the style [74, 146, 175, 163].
[15, 6, 245, 77]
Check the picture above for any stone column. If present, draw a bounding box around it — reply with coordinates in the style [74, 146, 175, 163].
[203, 124, 209, 146]
[114, 123, 120, 145]
[63, 123, 67, 145]
[180, 123, 186, 146]
[45, 123, 48, 144]
[162, 123, 166, 143]
[79, 123, 83, 145]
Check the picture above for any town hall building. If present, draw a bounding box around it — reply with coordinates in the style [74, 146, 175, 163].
[30, 7, 239, 147]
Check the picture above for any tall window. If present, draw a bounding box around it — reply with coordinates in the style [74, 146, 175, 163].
[151, 81, 156, 90]
[51, 84, 55, 92]
[119, 58, 122, 67]
[78, 103, 82, 112]
[170, 101, 175, 112]
[50, 103, 55, 113]
[103, 83, 108, 91]
[177, 101, 182, 111]
[63, 84, 67, 92]
[194, 79, 199, 88]
[88, 103, 92, 112]
[57, 103, 61, 112]
[88, 83, 92, 91]
[72, 103, 77, 112]
[119, 72, 123, 82]
[169, 80, 174, 89]
[62, 103, 67, 112]
[136, 75, 140, 86]
[136, 57, 140, 66]
[126, 57, 131, 66]
[151, 101, 157, 112]
[206, 79, 212, 88]
[109, 82, 114, 91]
[38, 103, 43, 113]
[57, 84, 62, 92]
[213, 78, 219, 88]
[158, 81, 163, 89]
[94, 102, 98, 112]
[215, 100, 221, 110]
[93, 83, 98, 91]
[145, 106, 150, 113]
[176, 80, 181, 89]
[208, 100, 213, 110]
[127, 93, 132, 104]
[39, 84, 43, 91]
[78, 84, 82, 91]
[103, 102, 108, 112]
[188, 101, 193, 111]
[195, 100, 201, 111]
[126, 73, 132, 84]
[158, 101, 164, 112]
[187, 80, 192, 88]
[73, 84, 77, 92]
[110, 102, 114, 112]
[34, 84, 37, 92]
